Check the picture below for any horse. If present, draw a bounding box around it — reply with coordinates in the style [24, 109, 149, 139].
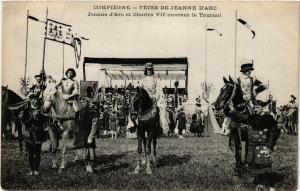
[131, 87, 160, 175]
[43, 86, 78, 173]
[214, 76, 252, 175]
[1, 86, 26, 152]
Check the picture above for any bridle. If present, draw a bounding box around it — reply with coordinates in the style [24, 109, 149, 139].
[223, 82, 237, 108]
[2, 88, 8, 108]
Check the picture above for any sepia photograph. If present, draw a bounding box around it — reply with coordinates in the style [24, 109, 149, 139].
[1, 1, 299, 190]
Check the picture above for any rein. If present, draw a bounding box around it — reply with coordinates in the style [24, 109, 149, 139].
[139, 99, 157, 117]
[132, 91, 156, 118]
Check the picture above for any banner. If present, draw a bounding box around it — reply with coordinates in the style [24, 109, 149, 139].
[46, 19, 73, 45]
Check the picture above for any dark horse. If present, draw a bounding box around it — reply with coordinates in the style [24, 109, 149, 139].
[131, 87, 160, 174]
[214, 76, 252, 174]
[2, 86, 26, 152]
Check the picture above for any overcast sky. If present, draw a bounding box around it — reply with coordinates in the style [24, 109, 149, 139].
[2, 1, 299, 105]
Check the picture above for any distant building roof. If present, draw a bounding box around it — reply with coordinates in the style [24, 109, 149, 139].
[83, 57, 188, 66]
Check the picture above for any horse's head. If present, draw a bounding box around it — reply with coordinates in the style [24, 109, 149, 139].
[2, 86, 8, 107]
[214, 76, 236, 111]
[131, 87, 153, 114]
[131, 87, 142, 113]
[2, 85, 8, 97]
[43, 85, 58, 111]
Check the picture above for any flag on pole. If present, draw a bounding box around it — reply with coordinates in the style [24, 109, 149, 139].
[28, 15, 39, 21]
[72, 36, 81, 68]
[237, 18, 256, 39]
[28, 15, 46, 23]
[45, 17, 89, 68]
[207, 28, 222, 36]
[46, 19, 73, 45]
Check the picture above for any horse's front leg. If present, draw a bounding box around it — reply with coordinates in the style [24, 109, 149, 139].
[142, 135, 147, 165]
[48, 125, 59, 169]
[152, 137, 157, 164]
[59, 129, 69, 173]
[134, 128, 143, 174]
[146, 134, 153, 175]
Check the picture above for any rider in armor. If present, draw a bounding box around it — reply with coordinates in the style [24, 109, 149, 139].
[55, 68, 80, 113]
[139, 62, 164, 135]
[141, 62, 162, 101]
[237, 62, 267, 108]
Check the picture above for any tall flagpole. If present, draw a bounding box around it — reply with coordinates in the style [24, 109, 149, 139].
[62, 44, 65, 78]
[41, 7, 48, 101]
[41, 7, 48, 73]
[205, 23, 208, 82]
[24, 10, 29, 88]
[234, 10, 237, 78]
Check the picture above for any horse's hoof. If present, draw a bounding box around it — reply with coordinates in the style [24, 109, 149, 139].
[151, 156, 157, 164]
[134, 166, 140, 174]
[58, 168, 63, 173]
[52, 163, 58, 169]
[146, 167, 152, 175]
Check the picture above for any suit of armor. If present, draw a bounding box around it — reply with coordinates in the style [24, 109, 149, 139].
[238, 75, 267, 104]
[58, 78, 80, 112]
[141, 75, 161, 101]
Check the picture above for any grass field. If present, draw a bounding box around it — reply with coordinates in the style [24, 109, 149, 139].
[1, 133, 297, 191]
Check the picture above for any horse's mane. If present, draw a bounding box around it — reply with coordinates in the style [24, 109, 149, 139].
[3, 87, 24, 105]
[43, 82, 58, 101]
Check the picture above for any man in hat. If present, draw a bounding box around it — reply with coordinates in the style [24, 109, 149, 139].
[237, 62, 267, 107]
[29, 74, 47, 99]
[55, 68, 80, 112]
[227, 100, 280, 190]
[287, 95, 298, 135]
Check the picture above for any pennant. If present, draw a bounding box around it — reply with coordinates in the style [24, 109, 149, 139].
[72, 37, 82, 68]
[28, 15, 39, 21]
[237, 18, 256, 39]
[207, 28, 222, 36]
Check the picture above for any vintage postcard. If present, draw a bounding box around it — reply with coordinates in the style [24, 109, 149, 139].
[1, 1, 298, 191]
